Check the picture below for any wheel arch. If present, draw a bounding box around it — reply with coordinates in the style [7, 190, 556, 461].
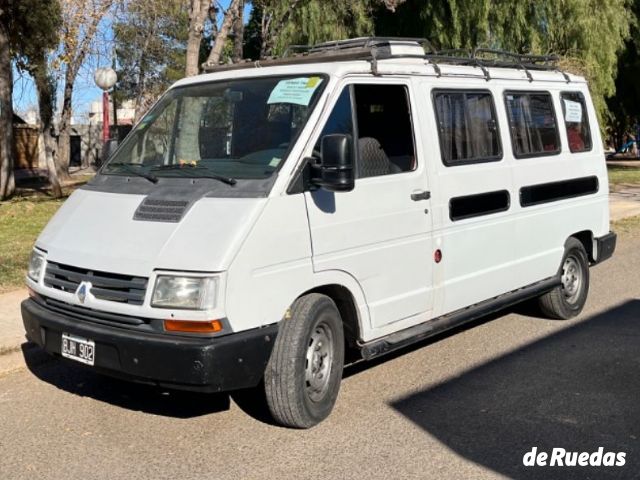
[297, 283, 365, 363]
[568, 230, 595, 262]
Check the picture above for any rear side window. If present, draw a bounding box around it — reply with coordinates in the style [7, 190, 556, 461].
[505, 92, 560, 158]
[433, 91, 501, 166]
[561, 92, 592, 153]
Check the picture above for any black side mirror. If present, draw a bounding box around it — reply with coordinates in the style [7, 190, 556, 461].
[312, 134, 355, 192]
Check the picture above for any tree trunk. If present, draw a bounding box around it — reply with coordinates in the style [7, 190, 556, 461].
[232, 0, 245, 63]
[56, 72, 75, 181]
[0, 19, 15, 200]
[204, 0, 242, 68]
[186, 0, 210, 77]
[33, 57, 63, 198]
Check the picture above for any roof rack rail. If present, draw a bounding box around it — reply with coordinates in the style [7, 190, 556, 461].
[201, 37, 572, 83]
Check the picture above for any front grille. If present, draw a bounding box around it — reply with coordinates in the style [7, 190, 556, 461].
[42, 296, 154, 331]
[133, 198, 189, 223]
[44, 262, 148, 305]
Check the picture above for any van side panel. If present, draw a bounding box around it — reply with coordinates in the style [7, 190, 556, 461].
[509, 87, 609, 289]
[421, 81, 518, 317]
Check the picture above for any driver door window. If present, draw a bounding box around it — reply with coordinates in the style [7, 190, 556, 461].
[316, 84, 416, 179]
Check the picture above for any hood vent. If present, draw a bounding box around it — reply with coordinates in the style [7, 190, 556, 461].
[134, 198, 189, 223]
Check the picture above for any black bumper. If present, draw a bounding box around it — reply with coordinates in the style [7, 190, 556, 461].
[22, 298, 277, 393]
[594, 231, 617, 265]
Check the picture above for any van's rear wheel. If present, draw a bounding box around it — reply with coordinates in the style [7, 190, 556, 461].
[538, 238, 590, 320]
[265, 293, 344, 428]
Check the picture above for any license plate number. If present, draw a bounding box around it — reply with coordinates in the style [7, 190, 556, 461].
[61, 333, 95, 366]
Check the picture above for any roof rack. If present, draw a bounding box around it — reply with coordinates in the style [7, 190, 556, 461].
[201, 37, 572, 83]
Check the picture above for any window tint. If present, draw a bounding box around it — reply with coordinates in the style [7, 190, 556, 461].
[561, 92, 592, 153]
[505, 92, 560, 157]
[315, 87, 354, 152]
[353, 84, 416, 178]
[434, 91, 501, 165]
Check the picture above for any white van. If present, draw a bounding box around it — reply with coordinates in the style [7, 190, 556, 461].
[22, 38, 616, 428]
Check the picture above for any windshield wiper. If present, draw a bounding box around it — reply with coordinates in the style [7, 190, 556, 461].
[107, 162, 158, 184]
[151, 165, 237, 186]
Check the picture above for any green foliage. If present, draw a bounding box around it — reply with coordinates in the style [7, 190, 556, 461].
[250, 0, 375, 57]
[113, 0, 189, 107]
[375, 0, 633, 127]
[274, 0, 374, 55]
[3, 0, 61, 66]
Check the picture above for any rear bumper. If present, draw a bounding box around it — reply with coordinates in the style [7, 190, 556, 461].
[22, 298, 277, 393]
[594, 231, 617, 265]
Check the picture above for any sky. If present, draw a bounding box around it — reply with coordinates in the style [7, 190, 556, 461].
[12, 0, 249, 123]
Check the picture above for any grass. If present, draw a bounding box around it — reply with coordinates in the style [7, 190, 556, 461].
[612, 214, 640, 236]
[0, 197, 66, 293]
[607, 166, 640, 188]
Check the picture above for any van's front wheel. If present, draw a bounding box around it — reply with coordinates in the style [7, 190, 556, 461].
[538, 238, 590, 320]
[265, 294, 344, 428]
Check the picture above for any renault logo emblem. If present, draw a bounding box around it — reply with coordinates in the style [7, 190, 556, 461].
[76, 282, 91, 304]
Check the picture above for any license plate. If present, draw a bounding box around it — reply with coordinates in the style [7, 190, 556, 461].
[61, 333, 95, 366]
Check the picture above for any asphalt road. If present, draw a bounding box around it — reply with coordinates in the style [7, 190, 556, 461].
[1, 233, 639, 480]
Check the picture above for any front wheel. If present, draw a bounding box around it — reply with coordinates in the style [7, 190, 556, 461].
[264, 293, 345, 428]
[538, 238, 590, 320]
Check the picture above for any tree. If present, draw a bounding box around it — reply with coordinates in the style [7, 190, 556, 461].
[186, 0, 210, 76]
[0, 5, 13, 200]
[0, 0, 62, 200]
[203, 0, 243, 68]
[374, 0, 632, 126]
[115, 0, 188, 117]
[243, 0, 406, 60]
[57, 0, 115, 180]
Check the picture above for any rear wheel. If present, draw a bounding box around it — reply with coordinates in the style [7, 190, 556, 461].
[538, 238, 590, 320]
[264, 293, 345, 428]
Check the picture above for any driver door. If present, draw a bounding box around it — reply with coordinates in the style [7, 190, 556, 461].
[303, 80, 434, 335]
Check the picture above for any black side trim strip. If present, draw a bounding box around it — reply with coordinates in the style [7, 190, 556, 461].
[520, 176, 599, 207]
[359, 276, 559, 360]
[449, 189, 510, 221]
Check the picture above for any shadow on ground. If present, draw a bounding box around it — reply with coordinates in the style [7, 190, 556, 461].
[391, 300, 640, 479]
[21, 343, 276, 421]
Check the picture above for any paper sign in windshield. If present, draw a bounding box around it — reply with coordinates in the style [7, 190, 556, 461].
[268, 77, 323, 106]
[564, 99, 583, 123]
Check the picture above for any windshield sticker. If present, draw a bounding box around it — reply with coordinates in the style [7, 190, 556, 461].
[269, 157, 281, 167]
[267, 77, 324, 106]
[564, 99, 583, 123]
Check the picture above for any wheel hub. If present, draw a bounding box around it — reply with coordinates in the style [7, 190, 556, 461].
[305, 322, 334, 402]
[561, 255, 583, 304]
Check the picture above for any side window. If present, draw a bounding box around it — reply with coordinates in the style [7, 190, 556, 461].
[315, 87, 354, 155]
[560, 92, 592, 153]
[353, 84, 416, 178]
[433, 90, 501, 166]
[505, 92, 560, 158]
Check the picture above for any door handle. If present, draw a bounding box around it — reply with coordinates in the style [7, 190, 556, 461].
[411, 190, 431, 201]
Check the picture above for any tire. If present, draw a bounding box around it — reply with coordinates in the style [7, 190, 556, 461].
[538, 238, 590, 320]
[264, 293, 345, 428]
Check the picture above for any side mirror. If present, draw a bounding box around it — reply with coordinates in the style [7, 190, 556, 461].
[313, 134, 355, 192]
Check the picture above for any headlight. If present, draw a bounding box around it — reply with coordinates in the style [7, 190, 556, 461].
[27, 249, 46, 282]
[151, 275, 218, 310]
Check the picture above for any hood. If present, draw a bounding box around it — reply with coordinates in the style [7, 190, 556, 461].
[37, 189, 267, 277]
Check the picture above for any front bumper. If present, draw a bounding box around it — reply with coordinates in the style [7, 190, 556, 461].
[594, 231, 617, 265]
[22, 298, 277, 393]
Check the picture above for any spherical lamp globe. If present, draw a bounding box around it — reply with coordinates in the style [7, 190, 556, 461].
[94, 68, 117, 91]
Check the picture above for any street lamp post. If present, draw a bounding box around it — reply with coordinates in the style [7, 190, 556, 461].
[93, 68, 118, 145]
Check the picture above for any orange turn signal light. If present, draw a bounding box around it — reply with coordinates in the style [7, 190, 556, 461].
[164, 319, 223, 334]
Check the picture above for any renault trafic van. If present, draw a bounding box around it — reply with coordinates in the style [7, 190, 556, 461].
[22, 38, 616, 428]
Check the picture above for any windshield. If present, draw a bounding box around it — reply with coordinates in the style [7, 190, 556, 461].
[102, 75, 326, 180]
